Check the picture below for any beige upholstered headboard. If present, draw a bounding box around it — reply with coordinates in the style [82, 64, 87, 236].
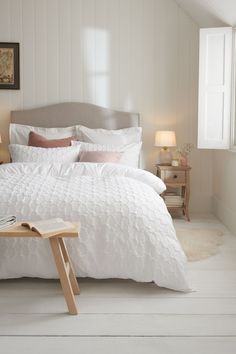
[11, 102, 140, 129]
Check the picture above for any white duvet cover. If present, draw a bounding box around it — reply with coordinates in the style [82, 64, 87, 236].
[0, 162, 189, 291]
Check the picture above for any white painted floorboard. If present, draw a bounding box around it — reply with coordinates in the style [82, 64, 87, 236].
[1, 337, 236, 354]
[1, 295, 236, 314]
[1, 313, 236, 336]
[0, 216, 236, 354]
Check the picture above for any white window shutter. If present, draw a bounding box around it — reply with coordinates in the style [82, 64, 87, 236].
[198, 27, 233, 149]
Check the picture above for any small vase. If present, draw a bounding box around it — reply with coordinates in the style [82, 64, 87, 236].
[179, 153, 188, 166]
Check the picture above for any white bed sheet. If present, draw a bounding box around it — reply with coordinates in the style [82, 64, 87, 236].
[0, 162, 189, 291]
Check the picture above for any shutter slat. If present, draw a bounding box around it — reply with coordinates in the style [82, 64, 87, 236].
[198, 27, 232, 149]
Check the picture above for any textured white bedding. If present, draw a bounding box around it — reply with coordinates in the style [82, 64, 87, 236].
[0, 162, 189, 291]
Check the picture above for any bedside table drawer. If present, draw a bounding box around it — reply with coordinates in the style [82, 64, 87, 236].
[164, 171, 185, 184]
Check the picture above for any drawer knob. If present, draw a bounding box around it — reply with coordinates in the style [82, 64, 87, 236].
[173, 175, 178, 179]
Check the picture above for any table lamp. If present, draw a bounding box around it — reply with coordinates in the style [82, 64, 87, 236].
[154, 130, 176, 165]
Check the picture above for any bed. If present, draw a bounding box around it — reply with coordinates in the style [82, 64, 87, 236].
[0, 102, 189, 291]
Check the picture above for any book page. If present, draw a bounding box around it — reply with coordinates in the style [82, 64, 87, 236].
[30, 218, 74, 235]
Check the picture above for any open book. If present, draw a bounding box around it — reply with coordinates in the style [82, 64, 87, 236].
[21, 218, 75, 238]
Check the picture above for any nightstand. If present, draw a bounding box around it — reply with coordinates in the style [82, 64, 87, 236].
[156, 164, 191, 221]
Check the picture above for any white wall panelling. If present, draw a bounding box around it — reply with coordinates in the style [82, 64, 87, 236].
[22, 0, 35, 108]
[35, 0, 47, 106]
[0, 0, 212, 212]
[47, 0, 59, 103]
[70, 0, 83, 102]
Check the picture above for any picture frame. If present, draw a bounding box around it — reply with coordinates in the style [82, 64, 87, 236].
[0, 42, 20, 90]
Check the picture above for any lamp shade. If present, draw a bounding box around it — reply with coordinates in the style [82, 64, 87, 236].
[154, 131, 176, 147]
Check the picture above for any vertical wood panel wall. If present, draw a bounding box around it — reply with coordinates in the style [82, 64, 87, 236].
[0, 0, 212, 212]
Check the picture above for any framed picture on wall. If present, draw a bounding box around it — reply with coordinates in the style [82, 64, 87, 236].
[0, 42, 20, 89]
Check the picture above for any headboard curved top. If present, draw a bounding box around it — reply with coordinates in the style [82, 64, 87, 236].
[11, 102, 140, 129]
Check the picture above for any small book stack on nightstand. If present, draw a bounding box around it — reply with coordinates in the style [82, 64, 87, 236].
[156, 164, 191, 221]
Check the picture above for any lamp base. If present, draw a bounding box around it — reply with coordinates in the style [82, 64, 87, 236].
[158, 148, 172, 165]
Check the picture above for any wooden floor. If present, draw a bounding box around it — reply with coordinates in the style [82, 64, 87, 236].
[0, 215, 236, 354]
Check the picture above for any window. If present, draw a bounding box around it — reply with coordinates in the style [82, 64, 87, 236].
[84, 28, 110, 107]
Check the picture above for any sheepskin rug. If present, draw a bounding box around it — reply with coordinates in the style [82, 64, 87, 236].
[176, 228, 223, 261]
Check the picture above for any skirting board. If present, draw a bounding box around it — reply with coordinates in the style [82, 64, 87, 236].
[212, 195, 236, 236]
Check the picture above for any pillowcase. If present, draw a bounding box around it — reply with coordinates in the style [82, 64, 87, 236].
[77, 126, 142, 146]
[28, 131, 75, 148]
[79, 151, 122, 163]
[72, 141, 142, 168]
[10, 123, 78, 145]
[9, 144, 81, 163]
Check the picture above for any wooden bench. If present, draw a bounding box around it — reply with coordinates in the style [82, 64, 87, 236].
[0, 223, 80, 315]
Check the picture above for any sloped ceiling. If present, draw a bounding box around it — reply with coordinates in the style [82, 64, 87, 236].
[175, 0, 236, 27]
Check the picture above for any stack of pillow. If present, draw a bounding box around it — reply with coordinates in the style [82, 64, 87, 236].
[9, 123, 142, 168]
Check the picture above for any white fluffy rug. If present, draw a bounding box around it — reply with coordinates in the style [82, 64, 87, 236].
[176, 228, 224, 262]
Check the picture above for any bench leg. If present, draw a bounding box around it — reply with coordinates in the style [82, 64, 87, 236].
[49, 238, 78, 315]
[58, 238, 80, 295]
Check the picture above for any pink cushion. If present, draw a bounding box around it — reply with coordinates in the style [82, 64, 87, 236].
[79, 151, 122, 163]
[28, 131, 75, 148]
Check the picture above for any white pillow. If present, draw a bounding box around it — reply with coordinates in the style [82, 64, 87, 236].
[72, 141, 142, 168]
[9, 144, 81, 163]
[10, 123, 78, 145]
[77, 126, 142, 146]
